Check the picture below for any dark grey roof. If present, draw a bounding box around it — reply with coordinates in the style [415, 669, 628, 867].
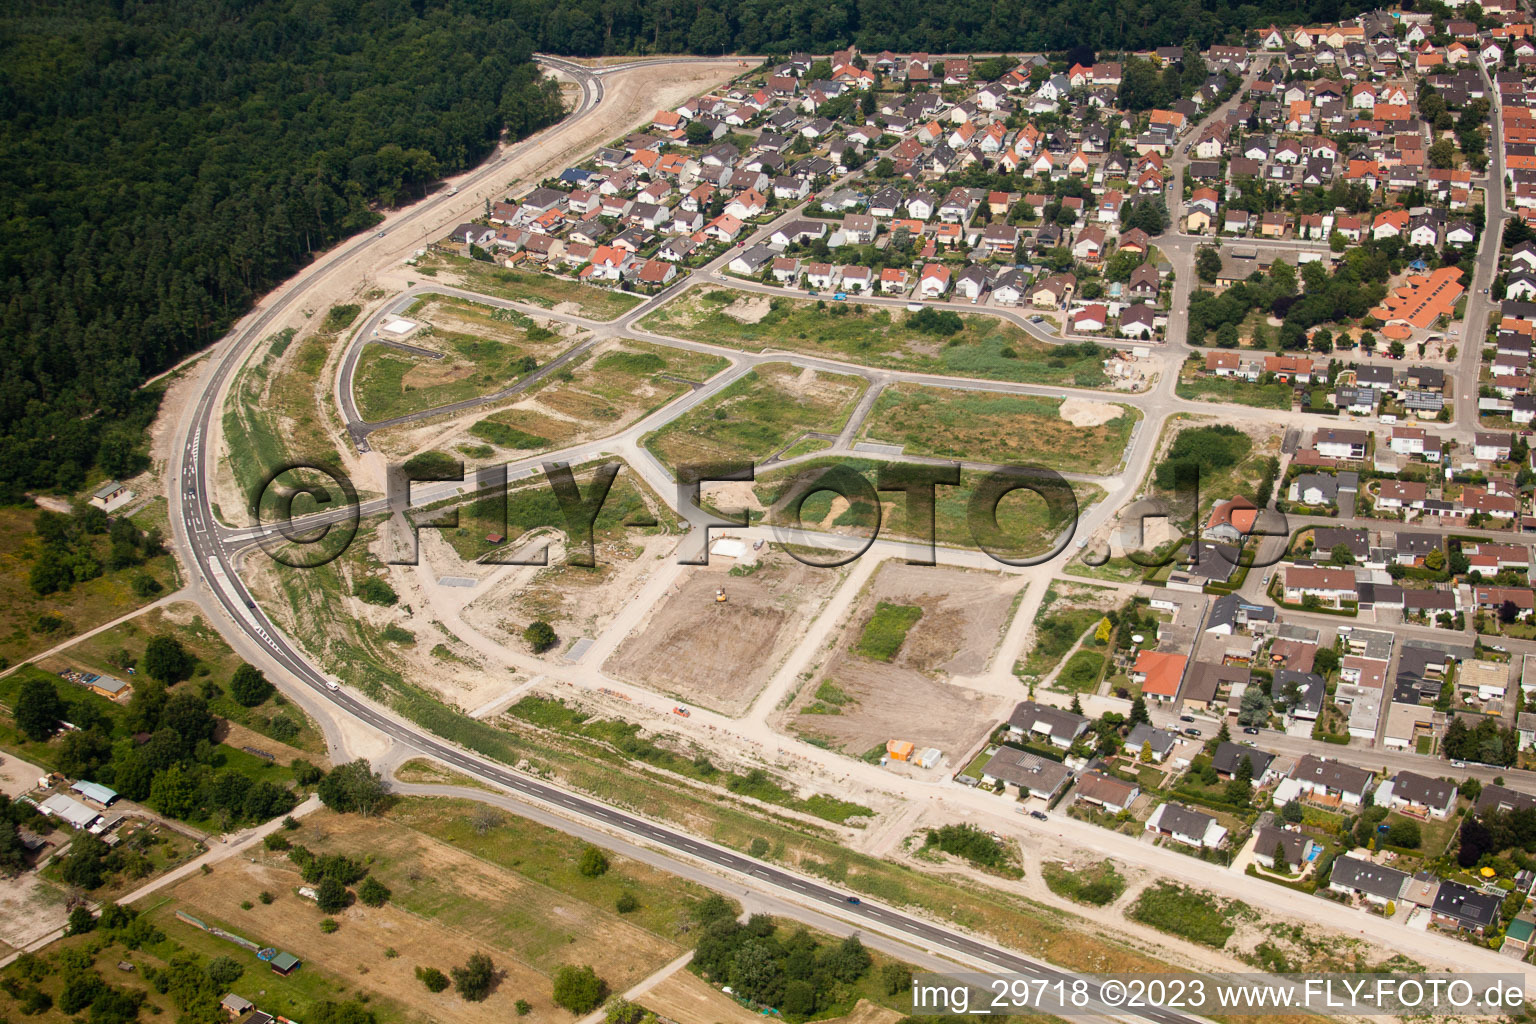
[1476, 784, 1536, 816]
[1433, 881, 1501, 928]
[1256, 824, 1311, 865]
[1392, 770, 1456, 809]
[1154, 803, 1218, 838]
[1291, 754, 1373, 793]
[1212, 741, 1275, 778]
[1330, 855, 1408, 900]
[1126, 723, 1177, 754]
[1007, 700, 1089, 744]
[981, 748, 1071, 794]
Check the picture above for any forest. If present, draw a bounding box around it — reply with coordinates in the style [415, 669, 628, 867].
[0, 0, 565, 497]
[526, 0, 1364, 56]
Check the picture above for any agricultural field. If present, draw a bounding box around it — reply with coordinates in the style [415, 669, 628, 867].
[0, 505, 179, 670]
[603, 549, 848, 716]
[414, 251, 643, 320]
[640, 289, 1112, 388]
[749, 457, 1100, 564]
[860, 385, 1136, 475]
[351, 294, 581, 422]
[371, 339, 729, 462]
[785, 562, 1019, 759]
[644, 362, 867, 470]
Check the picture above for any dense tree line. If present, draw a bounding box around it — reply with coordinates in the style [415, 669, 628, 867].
[692, 896, 874, 1017]
[526, 0, 1363, 56]
[15, 648, 301, 839]
[0, 0, 565, 498]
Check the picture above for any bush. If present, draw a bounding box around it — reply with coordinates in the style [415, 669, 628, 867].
[524, 620, 558, 653]
[551, 965, 605, 1014]
[319, 917, 339, 933]
[358, 876, 391, 907]
[516, 999, 532, 1015]
[452, 952, 496, 1002]
[615, 892, 639, 913]
[354, 577, 398, 606]
[416, 966, 450, 992]
[577, 846, 609, 877]
[259, 890, 274, 904]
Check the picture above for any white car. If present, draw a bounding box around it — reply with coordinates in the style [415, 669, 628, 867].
[326, 679, 340, 692]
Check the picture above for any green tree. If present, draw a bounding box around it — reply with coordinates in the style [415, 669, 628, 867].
[577, 845, 610, 877]
[358, 876, 391, 907]
[416, 966, 450, 992]
[552, 964, 604, 1013]
[317, 759, 388, 815]
[149, 764, 198, 819]
[316, 877, 349, 913]
[143, 634, 195, 683]
[206, 956, 244, 986]
[14, 677, 65, 741]
[1129, 694, 1150, 726]
[1196, 247, 1222, 283]
[524, 619, 558, 653]
[452, 953, 496, 1001]
[229, 663, 274, 706]
[67, 905, 96, 935]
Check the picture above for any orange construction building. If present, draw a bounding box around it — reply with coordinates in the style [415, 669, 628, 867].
[1369, 266, 1464, 330]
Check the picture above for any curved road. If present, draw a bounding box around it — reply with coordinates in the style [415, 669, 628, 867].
[167, 55, 1206, 1024]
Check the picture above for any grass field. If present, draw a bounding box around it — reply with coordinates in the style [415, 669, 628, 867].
[644, 362, 866, 470]
[1041, 860, 1126, 906]
[221, 317, 353, 522]
[752, 457, 1101, 563]
[1016, 583, 1113, 680]
[463, 340, 728, 455]
[418, 458, 674, 564]
[641, 290, 1112, 387]
[0, 506, 179, 670]
[855, 602, 923, 661]
[1176, 370, 1293, 410]
[861, 386, 1136, 474]
[417, 251, 642, 320]
[1127, 881, 1255, 949]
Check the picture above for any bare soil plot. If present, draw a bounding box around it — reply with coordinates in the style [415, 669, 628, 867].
[642, 969, 764, 1024]
[786, 563, 1021, 757]
[159, 815, 678, 1024]
[460, 534, 663, 655]
[860, 384, 1135, 474]
[645, 362, 867, 471]
[603, 549, 846, 715]
[0, 872, 67, 952]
